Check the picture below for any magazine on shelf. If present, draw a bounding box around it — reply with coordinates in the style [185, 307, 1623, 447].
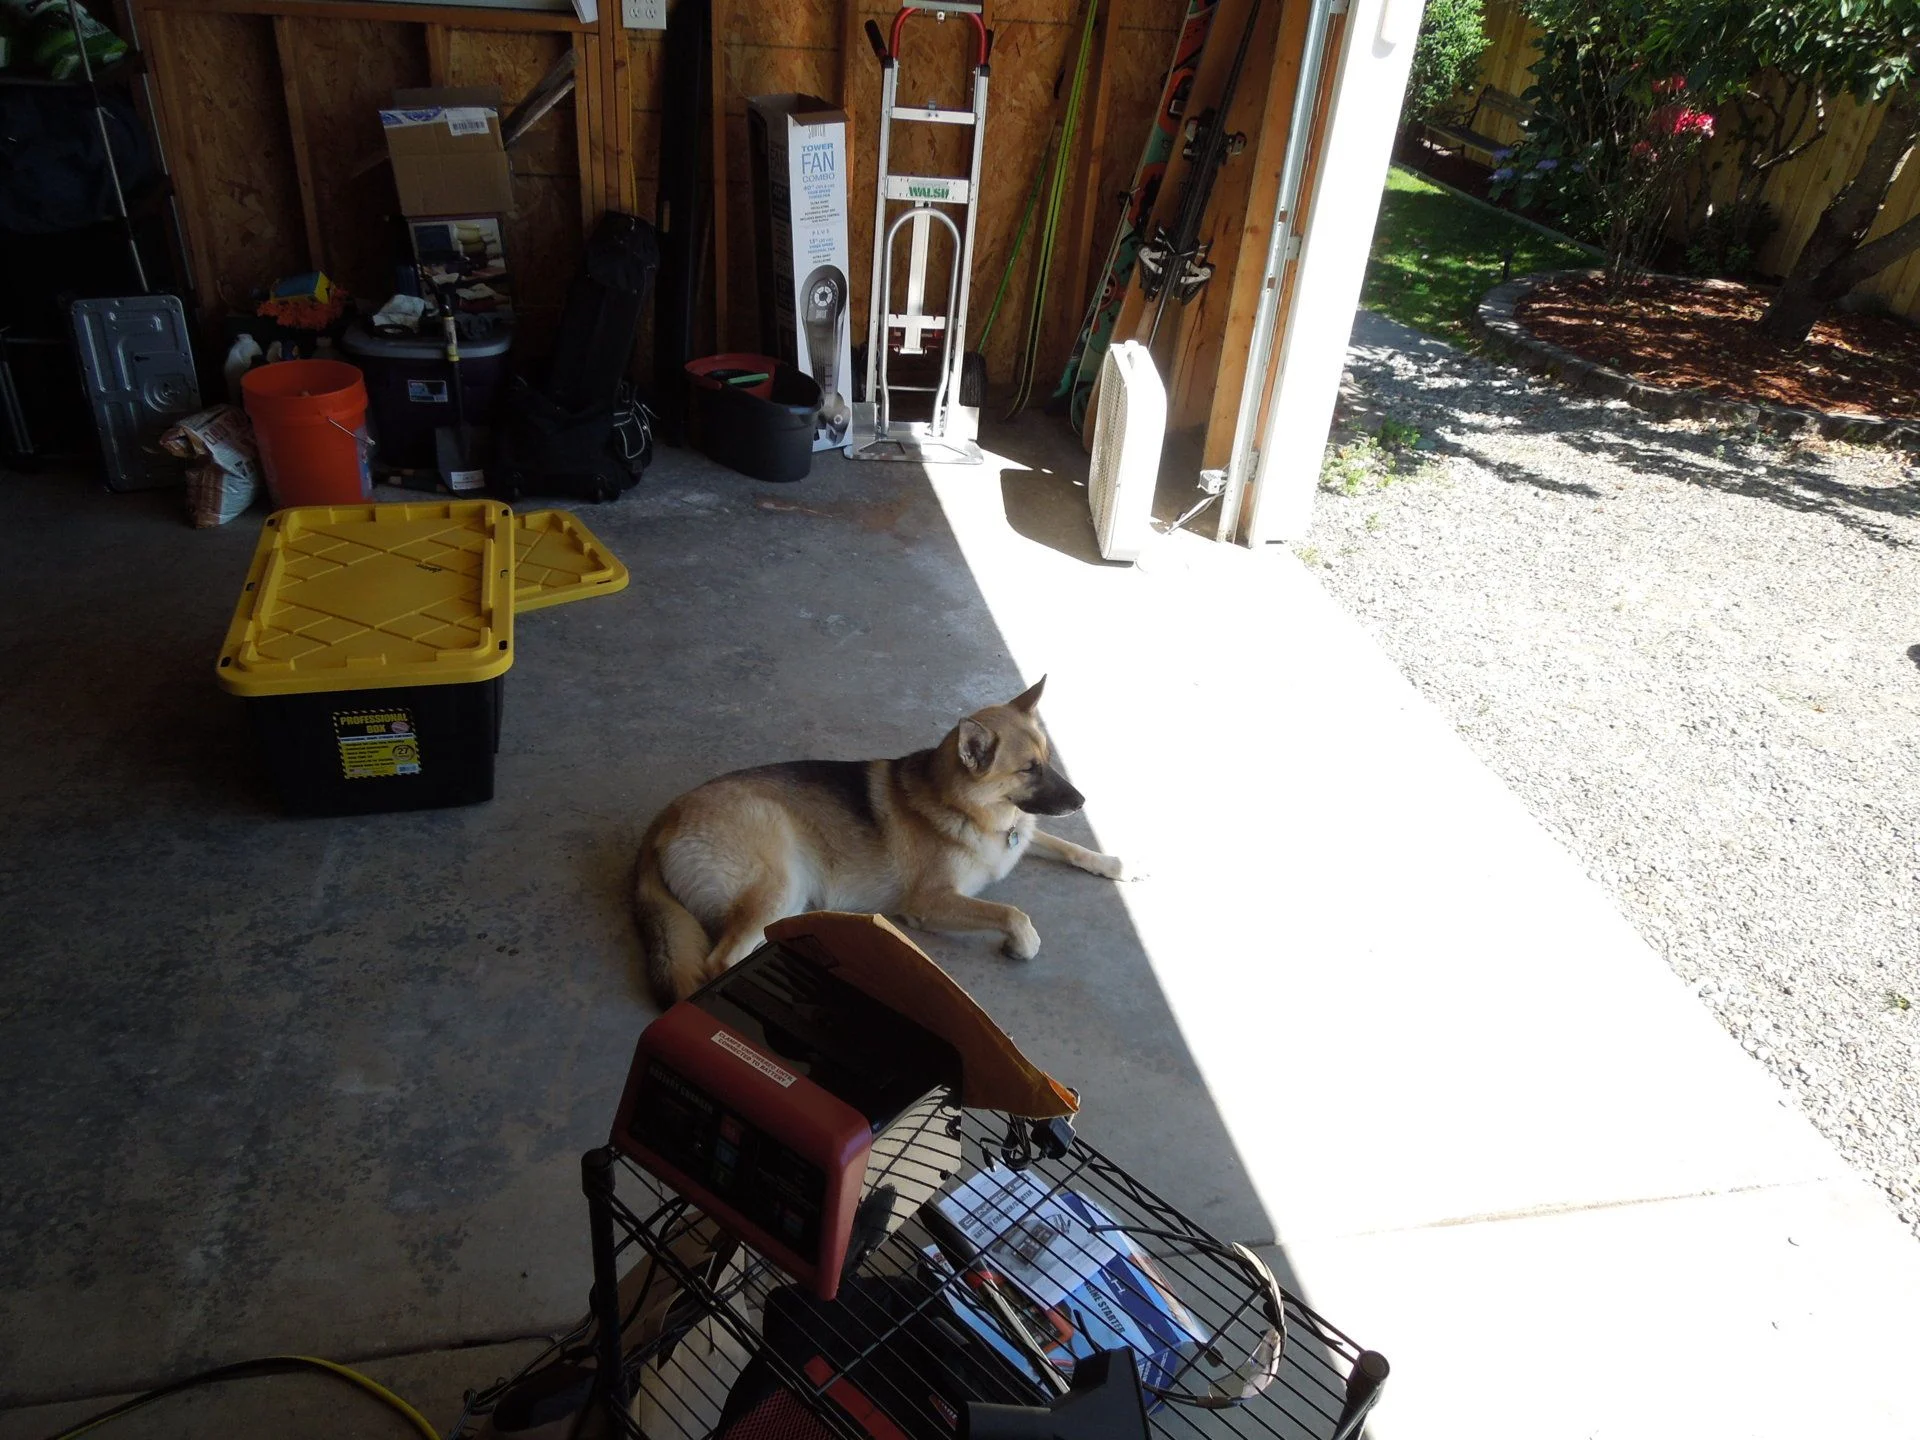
[928, 1165, 1207, 1403]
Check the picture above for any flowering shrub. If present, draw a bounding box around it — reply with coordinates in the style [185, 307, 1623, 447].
[1651, 104, 1715, 141]
[1494, 0, 1920, 339]
[1493, 7, 1718, 289]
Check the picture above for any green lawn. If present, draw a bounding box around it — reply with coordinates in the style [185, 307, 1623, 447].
[1362, 166, 1594, 346]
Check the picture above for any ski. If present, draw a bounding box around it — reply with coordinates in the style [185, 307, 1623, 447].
[1136, 0, 1261, 344]
[1005, 0, 1100, 417]
[1050, 0, 1222, 432]
[1078, 0, 1264, 445]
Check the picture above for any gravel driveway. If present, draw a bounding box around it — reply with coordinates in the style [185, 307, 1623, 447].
[1307, 308, 1920, 1239]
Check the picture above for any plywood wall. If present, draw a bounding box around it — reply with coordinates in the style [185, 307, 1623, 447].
[142, 8, 308, 317]
[439, 26, 581, 346]
[1163, 0, 1284, 430]
[694, 0, 1183, 387]
[715, 0, 1184, 387]
[276, 17, 429, 306]
[136, 0, 589, 353]
[720, 0, 843, 349]
[135, 0, 1188, 388]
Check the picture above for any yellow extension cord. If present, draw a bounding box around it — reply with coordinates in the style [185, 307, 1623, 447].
[44, 1354, 440, 1440]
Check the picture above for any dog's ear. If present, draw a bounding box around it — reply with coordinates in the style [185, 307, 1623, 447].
[1008, 675, 1047, 715]
[956, 717, 998, 774]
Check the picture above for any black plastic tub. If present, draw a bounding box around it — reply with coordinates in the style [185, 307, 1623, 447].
[214, 501, 516, 817]
[341, 318, 513, 470]
[244, 677, 504, 816]
[685, 353, 821, 483]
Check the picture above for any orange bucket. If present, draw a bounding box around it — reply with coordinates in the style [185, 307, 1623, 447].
[241, 359, 373, 507]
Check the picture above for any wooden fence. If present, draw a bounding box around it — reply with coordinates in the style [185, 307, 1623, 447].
[1468, 0, 1920, 323]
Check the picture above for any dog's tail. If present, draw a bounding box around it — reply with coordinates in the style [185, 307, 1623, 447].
[634, 834, 711, 1010]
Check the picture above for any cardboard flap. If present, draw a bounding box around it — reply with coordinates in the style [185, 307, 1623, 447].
[747, 92, 848, 126]
[765, 912, 1079, 1119]
[382, 86, 514, 218]
[392, 85, 504, 113]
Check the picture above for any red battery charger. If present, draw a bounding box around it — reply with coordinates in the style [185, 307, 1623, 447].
[612, 934, 962, 1299]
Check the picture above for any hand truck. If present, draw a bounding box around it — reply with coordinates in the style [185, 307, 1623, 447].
[848, 2, 992, 467]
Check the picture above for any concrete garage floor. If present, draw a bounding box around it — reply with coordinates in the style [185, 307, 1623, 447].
[7, 367, 1920, 1438]
[0, 421, 1259, 1434]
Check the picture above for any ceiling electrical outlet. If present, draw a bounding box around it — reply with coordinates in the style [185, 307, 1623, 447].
[623, 0, 667, 29]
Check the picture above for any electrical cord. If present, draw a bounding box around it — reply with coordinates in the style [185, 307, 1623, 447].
[39, 1355, 440, 1440]
[444, 1200, 731, 1437]
[444, 1315, 597, 1438]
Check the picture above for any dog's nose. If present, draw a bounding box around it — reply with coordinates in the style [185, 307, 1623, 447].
[1048, 773, 1085, 815]
[1019, 765, 1084, 816]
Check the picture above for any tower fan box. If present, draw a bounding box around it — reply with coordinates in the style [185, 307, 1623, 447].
[611, 911, 1079, 1300]
[1087, 341, 1165, 563]
[748, 94, 853, 451]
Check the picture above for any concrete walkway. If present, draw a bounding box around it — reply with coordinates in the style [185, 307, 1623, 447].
[933, 414, 1920, 1439]
[5, 382, 1917, 1436]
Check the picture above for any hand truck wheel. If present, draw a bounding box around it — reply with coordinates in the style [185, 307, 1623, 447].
[960, 351, 987, 408]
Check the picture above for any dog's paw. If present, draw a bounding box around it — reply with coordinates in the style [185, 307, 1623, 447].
[1002, 915, 1041, 961]
[1086, 852, 1127, 881]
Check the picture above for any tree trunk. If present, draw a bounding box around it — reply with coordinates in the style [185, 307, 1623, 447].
[1762, 89, 1920, 345]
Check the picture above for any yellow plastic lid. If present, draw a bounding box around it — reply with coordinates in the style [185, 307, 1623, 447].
[216, 501, 515, 697]
[512, 509, 630, 612]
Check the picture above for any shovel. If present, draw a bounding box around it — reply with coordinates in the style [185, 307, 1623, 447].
[431, 284, 486, 493]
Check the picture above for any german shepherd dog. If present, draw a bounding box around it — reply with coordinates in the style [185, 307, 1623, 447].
[634, 677, 1125, 1006]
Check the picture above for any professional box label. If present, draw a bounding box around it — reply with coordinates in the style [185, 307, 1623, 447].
[334, 708, 423, 779]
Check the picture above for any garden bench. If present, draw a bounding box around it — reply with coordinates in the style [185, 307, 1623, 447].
[1426, 86, 1533, 167]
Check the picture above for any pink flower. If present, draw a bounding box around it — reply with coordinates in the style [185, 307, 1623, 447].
[1649, 104, 1715, 141]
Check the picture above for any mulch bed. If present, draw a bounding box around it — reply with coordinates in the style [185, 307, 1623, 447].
[1514, 274, 1920, 419]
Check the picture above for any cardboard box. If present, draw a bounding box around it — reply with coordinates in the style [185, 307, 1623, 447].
[764, 912, 1077, 1117]
[380, 86, 515, 217]
[748, 94, 853, 452]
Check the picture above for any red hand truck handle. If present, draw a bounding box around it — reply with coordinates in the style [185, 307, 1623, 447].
[889, 6, 990, 68]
